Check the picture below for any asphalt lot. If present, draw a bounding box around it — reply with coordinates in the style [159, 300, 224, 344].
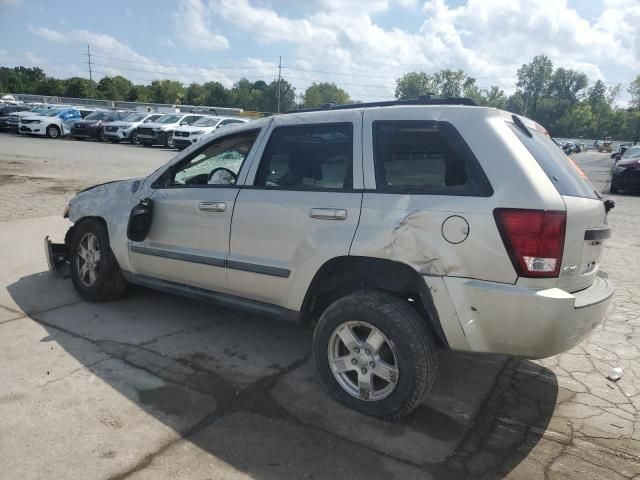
[0, 134, 639, 479]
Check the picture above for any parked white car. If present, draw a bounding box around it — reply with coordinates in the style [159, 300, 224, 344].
[103, 112, 164, 144]
[136, 113, 206, 148]
[172, 116, 250, 150]
[19, 107, 81, 138]
[47, 97, 614, 420]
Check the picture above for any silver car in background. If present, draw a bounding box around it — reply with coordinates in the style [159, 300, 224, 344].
[103, 113, 164, 144]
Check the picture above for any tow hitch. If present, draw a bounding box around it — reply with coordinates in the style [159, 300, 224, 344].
[45, 236, 70, 277]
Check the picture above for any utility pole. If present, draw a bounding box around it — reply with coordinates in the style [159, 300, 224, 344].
[86, 44, 94, 98]
[277, 55, 282, 114]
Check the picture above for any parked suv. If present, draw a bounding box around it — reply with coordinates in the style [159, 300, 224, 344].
[71, 110, 131, 141]
[136, 113, 205, 148]
[46, 97, 614, 420]
[103, 113, 164, 144]
[172, 116, 249, 150]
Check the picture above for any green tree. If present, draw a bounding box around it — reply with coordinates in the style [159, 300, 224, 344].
[303, 82, 351, 108]
[149, 79, 185, 104]
[394, 72, 436, 99]
[96, 75, 133, 101]
[63, 77, 95, 98]
[547, 68, 588, 104]
[260, 79, 296, 112]
[202, 81, 230, 107]
[185, 82, 205, 105]
[434, 69, 469, 97]
[35, 77, 65, 96]
[482, 86, 508, 109]
[516, 55, 553, 116]
[126, 85, 152, 102]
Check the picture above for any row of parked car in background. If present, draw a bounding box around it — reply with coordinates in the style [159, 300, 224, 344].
[0, 101, 250, 150]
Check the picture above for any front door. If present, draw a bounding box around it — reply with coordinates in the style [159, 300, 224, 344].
[129, 128, 262, 293]
[227, 112, 364, 310]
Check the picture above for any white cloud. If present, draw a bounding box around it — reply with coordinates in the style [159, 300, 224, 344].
[206, 0, 639, 102]
[174, 0, 229, 51]
[29, 25, 68, 42]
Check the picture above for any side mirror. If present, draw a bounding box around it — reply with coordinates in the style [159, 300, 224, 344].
[127, 198, 153, 242]
[180, 121, 188, 126]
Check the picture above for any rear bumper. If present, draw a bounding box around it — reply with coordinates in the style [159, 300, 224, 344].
[612, 169, 640, 189]
[441, 272, 613, 358]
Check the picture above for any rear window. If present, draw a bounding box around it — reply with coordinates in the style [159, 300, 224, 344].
[509, 123, 600, 199]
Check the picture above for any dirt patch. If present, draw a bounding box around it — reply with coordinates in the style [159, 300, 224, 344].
[0, 173, 83, 193]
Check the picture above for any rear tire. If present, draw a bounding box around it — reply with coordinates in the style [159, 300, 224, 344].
[129, 131, 139, 144]
[46, 125, 60, 139]
[70, 219, 127, 301]
[165, 132, 175, 148]
[313, 290, 438, 420]
[141, 142, 152, 147]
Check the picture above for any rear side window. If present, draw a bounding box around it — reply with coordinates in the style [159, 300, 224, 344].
[255, 123, 353, 190]
[373, 121, 492, 196]
[509, 123, 600, 199]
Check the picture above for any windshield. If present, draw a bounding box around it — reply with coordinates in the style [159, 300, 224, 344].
[192, 116, 221, 127]
[622, 146, 640, 159]
[155, 114, 181, 124]
[123, 113, 146, 122]
[45, 109, 66, 117]
[85, 111, 110, 121]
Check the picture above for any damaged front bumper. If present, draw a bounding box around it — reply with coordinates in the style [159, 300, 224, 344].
[45, 236, 70, 277]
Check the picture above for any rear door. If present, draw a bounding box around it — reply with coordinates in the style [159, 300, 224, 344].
[227, 111, 363, 310]
[508, 117, 608, 292]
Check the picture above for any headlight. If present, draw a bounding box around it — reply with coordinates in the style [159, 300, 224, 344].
[614, 166, 626, 173]
[153, 127, 162, 132]
[192, 130, 205, 135]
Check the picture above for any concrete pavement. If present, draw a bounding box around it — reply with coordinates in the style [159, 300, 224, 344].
[0, 136, 639, 479]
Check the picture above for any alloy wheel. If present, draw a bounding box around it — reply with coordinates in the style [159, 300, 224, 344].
[327, 320, 399, 401]
[75, 232, 101, 287]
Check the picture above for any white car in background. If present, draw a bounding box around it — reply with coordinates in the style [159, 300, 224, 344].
[172, 116, 250, 150]
[136, 113, 206, 148]
[19, 107, 81, 138]
[103, 112, 164, 144]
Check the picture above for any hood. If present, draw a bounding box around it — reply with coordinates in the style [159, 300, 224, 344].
[618, 157, 640, 167]
[21, 114, 55, 121]
[139, 121, 178, 130]
[173, 125, 216, 133]
[107, 121, 139, 128]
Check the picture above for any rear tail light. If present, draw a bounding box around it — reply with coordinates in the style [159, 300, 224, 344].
[494, 209, 566, 278]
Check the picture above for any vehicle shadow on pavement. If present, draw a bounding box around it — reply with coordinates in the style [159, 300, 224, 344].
[7, 271, 557, 479]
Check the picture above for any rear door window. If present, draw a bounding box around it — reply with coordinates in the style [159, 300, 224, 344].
[373, 121, 492, 196]
[509, 122, 600, 199]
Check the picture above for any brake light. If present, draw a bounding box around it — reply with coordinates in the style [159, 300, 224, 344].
[494, 209, 566, 278]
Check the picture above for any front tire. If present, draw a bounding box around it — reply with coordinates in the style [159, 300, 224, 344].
[610, 178, 619, 194]
[46, 125, 61, 139]
[165, 132, 175, 148]
[313, 291, 438, 420]
[70, 219, 127, 301]
[129, 131, 139, 144]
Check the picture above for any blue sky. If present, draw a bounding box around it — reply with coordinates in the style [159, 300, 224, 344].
[0, 0, 637, 104]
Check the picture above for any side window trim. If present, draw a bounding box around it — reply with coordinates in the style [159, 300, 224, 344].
[371, 120, 493, 197]
[152, 128, 262, 190]
[253, 122, 355, 191]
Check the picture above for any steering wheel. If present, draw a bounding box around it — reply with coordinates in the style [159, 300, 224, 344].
[207, 167, 237, 185]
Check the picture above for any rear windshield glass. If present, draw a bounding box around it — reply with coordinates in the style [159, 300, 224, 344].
[509, 123, 600, 199]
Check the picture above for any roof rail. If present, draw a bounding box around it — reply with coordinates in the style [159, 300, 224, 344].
[285, 94, 477, 113]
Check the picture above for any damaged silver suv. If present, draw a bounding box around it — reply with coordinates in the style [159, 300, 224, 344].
[47, 96, 614, 420]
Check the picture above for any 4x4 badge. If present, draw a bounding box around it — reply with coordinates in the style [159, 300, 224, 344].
[561, 265, 578, 276]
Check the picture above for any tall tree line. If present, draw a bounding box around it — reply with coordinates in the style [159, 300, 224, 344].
[1, 57, 639, 140]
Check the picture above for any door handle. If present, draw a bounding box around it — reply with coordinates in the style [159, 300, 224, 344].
[309, 208, 347, 220]
[199, 201, 226, 212]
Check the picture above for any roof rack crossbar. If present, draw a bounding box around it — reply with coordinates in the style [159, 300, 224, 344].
[286, 94, 477, 113]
